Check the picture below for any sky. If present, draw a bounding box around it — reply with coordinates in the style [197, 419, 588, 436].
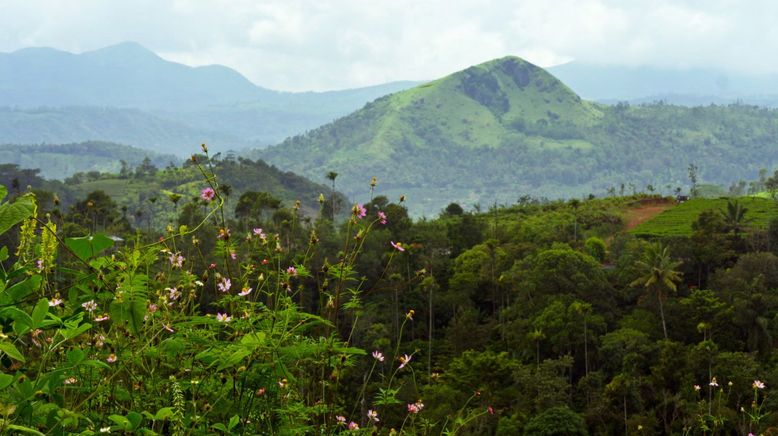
[1, 0, 777, 92]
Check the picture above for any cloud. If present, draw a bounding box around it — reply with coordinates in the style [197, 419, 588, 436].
[0, 0, 776, 91]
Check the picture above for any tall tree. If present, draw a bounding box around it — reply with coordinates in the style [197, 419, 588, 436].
[630, 243, 683, 340]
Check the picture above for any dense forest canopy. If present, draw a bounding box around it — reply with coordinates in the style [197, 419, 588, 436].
[1, 147, 777, 434]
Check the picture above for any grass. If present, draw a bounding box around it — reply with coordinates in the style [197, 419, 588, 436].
[630, 197, 778, 237]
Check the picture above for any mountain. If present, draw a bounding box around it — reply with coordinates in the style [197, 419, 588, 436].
[548, 62, 778, 105]
[0, 141, 180, 180]
[257, 57, 778, 215]
[0, 42, 420, 154]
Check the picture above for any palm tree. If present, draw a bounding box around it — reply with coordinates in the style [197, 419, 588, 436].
[720, 199, 752, 238]
[630, 243, 683, 340]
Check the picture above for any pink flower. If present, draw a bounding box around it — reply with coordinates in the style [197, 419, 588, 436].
[49, 298, 62, 307]
[253, 228, 267, 240]
[36, 259, 44, 271]
[148, 303, 158, 313]
[200, 187, 215, 202]
[167, 287, 181, 301]
[216, 312, 231, 323]
[367, 409, 379, 422]
[377, 211, 387, 225]
[488, 406, 494, 415]
[238, 287, 253, 297]
[81, 300, 97, 312]
[753, 380, 766, 389]
[106, 354, 117, 363]
[407, 401, 424, 414]
[163, 323, 174, 333]
[169, 253, 184, 268]
[372, 351, 385, 362]
[287, 266, 298, 277]
[336, 415, 346, 425]
[230, 251, 237, 260]
[348, 421, 359, 430]
[217, 277, 231, 293]
[217, 228, 231, 240]
[353, 203, 367, 219]
[95, 314, 110, 322]
[390, 241, 405, 252]
[399, 353, 412, 369]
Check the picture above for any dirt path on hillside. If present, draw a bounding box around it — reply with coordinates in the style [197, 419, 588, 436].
[623, 203, 673, 231]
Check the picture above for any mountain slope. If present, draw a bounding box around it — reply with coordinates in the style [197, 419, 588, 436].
[0, 141, 180, 180]
[258, 57, 778, 215]
[0, 42, 420, 151]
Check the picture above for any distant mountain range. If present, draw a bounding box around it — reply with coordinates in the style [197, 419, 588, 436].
[0, 42, 419, 153]
[548, 62, 778, 105]
[257, 57, 778, 215]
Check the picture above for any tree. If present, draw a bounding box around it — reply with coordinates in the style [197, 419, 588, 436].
[720, 199, 752, 238]
[630, 243, 683, 340]
[234, 191, 282, 229]
[326, 171, 338, 221]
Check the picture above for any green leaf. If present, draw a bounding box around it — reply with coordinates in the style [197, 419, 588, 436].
[4, 424, 44, 435]
[0, 373, 14, 389]
[154, 407, 175, 421]
[0, 342, 25, 362]
[228, 414, 240, 430]
[212, 423, 229, 433]
[80, 359, 110, 370]
[31, 298, 49, 329]
[0, 194, 35, 237]
[0, 246, 9, 263]
[64, 234, 114, 261]
[126, 411, 143, 430]
[2, 275, 42, 305]
[110, 299, 147, 335]
[59, 322, 92, 340]
[66, 349, 85, 366]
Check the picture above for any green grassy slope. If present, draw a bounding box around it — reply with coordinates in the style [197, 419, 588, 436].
[257, 57, 778, 216]
[630, 197, 778, 237]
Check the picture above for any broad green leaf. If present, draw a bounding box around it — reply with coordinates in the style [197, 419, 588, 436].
[4, 424, 44, 435]
[59, 322, 92, 340]
[110, 300, 146, 335]
[154, 407, 175, 421]
[0, 342, 25, 362]
[126, 411, 143, 430]
[80, 359, 110, 370]
[64, 234, 114, 261]
[2, 275, 42, 305]
[0, 373, 14, 389]
[66, 349, 85, 366]
[0, 194, 35, 236]
[31, 298, 49, 329]
[228, 415, 240, 430]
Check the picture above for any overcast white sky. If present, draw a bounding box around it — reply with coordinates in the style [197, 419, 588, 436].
[1, 0, 776, 91]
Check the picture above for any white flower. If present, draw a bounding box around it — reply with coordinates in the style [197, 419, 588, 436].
[81, 300, 97, 312]
[238, 287, 253, 297]
[753, 380, 766, 389]
[367, 409, 379, 422]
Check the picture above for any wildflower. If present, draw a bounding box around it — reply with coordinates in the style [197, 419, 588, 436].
[230, 251, 237, 260]
[169, 252, 184, 268]
[390, 241, 405, 252]
[287, 266, 298, 277]
[148, 303, 158, 313]
[253, 228, 267, 240]
[209, 263, 217, 269]
[106, 354, 117, 363]
[200, 187, 215, 202]
[367, 409, 379, 422]
[95, 314, 110, 322]
[216, 312, 231, 323]
[256, 387, 266, 396]
[95, 334, 105, 348]
[36, 259, 44, 271]
[99, 427, 111, 433]
[693, 385, 701, 391]
[336, 415, 347, 425]
[753, 380, 766, 390]
[372, 351, 385, 362]
[194, 280, 204, 287]
[167, 287, 181, 301]
[49, 298, 63, 307]
[353, 203, 367, 219]
[261, 258, 269, 265]
[217, 277, 231, 293]
[399, 354, 412, 369]
[64, 377, 77, 385]
[407, 402, 423, 414]
[348, 422, 359, 430]
[378, 211, 387, 225]
[81, 300, 97, 312]
[163, 323, 174, 333]
[710, 377, 719, 387]
[238, 287, 253, 297]
[278, 378, 288, 389]
[488, 406, 494, 415]
[217, 228, 231, 240]
[406, 309, 415, 320]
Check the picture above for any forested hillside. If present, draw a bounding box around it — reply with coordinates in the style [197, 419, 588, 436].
[1, 148, 777, 433]
[260, 57, 778, 215]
